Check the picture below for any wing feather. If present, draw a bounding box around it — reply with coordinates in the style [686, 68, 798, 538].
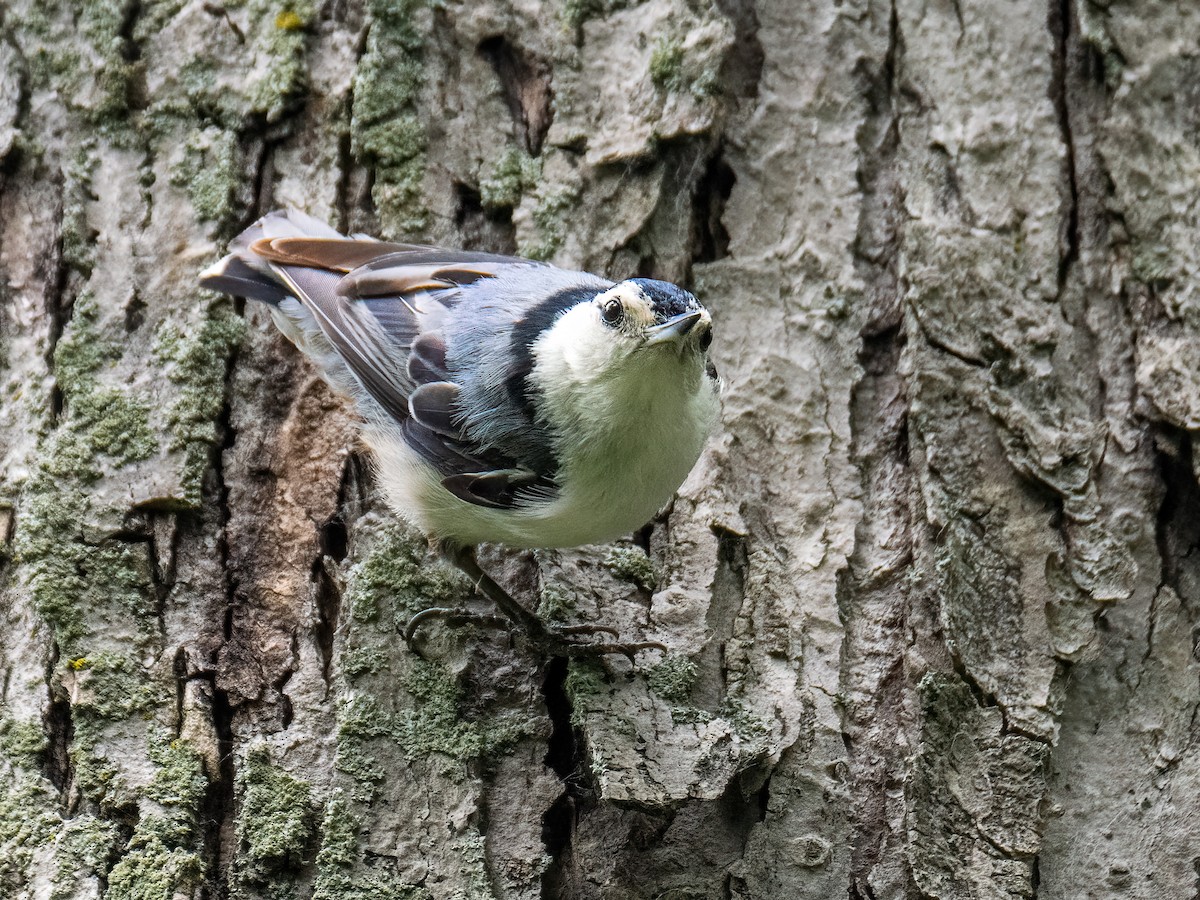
[202, 209, 566, 511]
[338, 258, 533, 299]
[441, 469, 548, 509]
[409, 382, 464, 438]
[270, 264, 414, 423]
[249, 237, 411, 271]
[408, 333, 449, 383]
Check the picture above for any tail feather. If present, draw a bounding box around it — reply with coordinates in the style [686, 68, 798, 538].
[199, 208, 345, 305]
[198, 255, 291, 304]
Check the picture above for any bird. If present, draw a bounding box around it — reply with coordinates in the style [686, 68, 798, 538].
[199, 208, 720, 656]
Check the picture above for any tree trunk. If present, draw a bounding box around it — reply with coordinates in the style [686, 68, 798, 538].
[1, 0, 1196, 897]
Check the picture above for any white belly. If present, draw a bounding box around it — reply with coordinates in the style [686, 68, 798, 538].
[365, 366, 719, 549]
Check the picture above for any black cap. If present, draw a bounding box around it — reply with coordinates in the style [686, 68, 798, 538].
[628, 278, 702, 323]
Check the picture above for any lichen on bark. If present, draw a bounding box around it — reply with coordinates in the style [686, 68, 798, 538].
[2, 0, 1200, 896]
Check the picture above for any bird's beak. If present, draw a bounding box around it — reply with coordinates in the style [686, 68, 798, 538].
[644, 310, 704, 346]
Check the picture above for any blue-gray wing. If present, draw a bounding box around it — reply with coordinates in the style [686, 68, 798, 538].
[199, 210, 605, 509]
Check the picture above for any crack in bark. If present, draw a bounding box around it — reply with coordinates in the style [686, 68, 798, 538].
[1049, 0, 1081, 312]
[713, 0, 765, 102]
[696, 526, 748, 711]
[42, 678, 74, 801]
[539, 656, 585, 900]
[1153, 427, 1194, 608]
[312, 467, 351, 692]
[0, 4, 29, 181]
[691, 143, 735, 267]
[454, 180, 518, 255]
[201, 288, 247, 896]
[1151, 426, 1200, 677]
[948, 644, 997, 711]
[478, 35, 554, 157]
[45, 196, 75, 422]
[117, 0, 144, 65]
[841, 2, 920, 895]
[948, 0, 965, 44]
[907, 301, 988, 368]
[332, 13, 373, 233]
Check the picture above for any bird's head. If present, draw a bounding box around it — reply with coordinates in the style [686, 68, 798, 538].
[532, 278, 714, 384]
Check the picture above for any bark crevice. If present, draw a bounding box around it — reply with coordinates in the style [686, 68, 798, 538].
[1049, 0, 1080, 309]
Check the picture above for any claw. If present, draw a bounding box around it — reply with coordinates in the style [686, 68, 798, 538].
[558, 639, 668, 663]
[403, 606, 508, 649]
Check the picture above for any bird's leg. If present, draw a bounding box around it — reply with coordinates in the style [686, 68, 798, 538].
[402, 541, 667, 659]
[441, 542, 554, 640]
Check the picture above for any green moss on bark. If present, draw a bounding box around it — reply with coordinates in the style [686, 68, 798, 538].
[105, 735, 209, 900]
[480, 148, 540, 211]
[75, 0, 139, 130]
[536, 583, 576, 622]
[352, 0, 429, 236]
[15, 485, 157, 656]
[10, 286, 167, 654]
[12, 0, 136, 131]
[71, 652, 163, 721]
[170, 127, 241, 226]
[154, 302, 245, 507]
[105, 833, 204, 900]
[66, 657, 170, 803]
[646, 654, 697, 705]
[648, 34, 719, 98]
[313, 792, 432, 900]
[45, 290, 158, 481]
[333, 660, 530, 800]
[61, 146, 99, 274]
[559, 0, 634, 30]
[341, 645, 389, 680]
[604, 546, 659, 590]
[0, 715, 47, 766]
[52, 815, 121, 900]
[0, 720, 60, 896]
[234, 747, 314, 884]
[564, 661, 608, 727]
[145, 733, 209, 809]
[343, 524, 470, 628]
[649, 37, 685, 90]
[250, 1, 315, 123]
[523, 183, 581, 262]
[398, 661, 529, 761]
[0, 774, 60, 894]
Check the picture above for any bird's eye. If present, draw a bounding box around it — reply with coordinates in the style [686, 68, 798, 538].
[601, 299, 624, 327]
[698, 326, 713, 352]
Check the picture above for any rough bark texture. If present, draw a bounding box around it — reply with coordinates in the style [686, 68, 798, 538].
[0, 0, 1197, 897]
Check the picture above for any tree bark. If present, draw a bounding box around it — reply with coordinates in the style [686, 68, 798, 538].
[1, 0, 1196, 897]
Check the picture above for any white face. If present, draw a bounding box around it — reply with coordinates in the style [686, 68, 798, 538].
[588, 280, 713, 356]
[529, 280, 715, 398]
[594, 281, 662, 333]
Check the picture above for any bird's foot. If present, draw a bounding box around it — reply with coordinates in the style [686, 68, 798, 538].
[402, 542, 667, 660]
[537, 622, 667, 659]
[402, 606, 666, 659]
[538, 632, 668, 660]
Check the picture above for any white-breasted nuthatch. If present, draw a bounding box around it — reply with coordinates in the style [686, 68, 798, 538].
[200, 209, 720, 655]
